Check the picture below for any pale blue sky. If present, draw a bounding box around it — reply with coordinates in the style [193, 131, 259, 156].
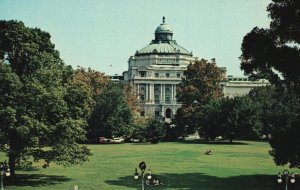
[0, 0, 271, 76]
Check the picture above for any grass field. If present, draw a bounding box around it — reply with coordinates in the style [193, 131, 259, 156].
[2, 141, 300, 190]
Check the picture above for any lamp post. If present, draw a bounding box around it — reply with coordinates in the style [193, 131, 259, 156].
[0, 161, 10, 190]
[134, 161, 152, 190]
[277, 170, 296, 190]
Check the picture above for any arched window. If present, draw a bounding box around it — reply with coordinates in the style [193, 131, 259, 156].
[165, 108, 172, 118]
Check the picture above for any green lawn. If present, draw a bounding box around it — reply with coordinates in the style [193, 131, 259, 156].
[2, 141, 300, 190]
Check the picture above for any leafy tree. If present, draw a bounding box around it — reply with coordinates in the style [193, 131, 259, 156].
[248, 86, 277, 139]
[128, 114, 149, 142]
[175, 59, 225, 134]
[0, 20, 90, 176]
[263, 89, 300, 168]
[240, 0, 300, 89]
[65, 67, 109, 120]
[197, 98, 227, 141]
[145, 117, 166, 144]
[226, 96, 262, 141]
[197, 96, 262, 142]
[88, 82, 133, 139]
[240, 0, 300, 167]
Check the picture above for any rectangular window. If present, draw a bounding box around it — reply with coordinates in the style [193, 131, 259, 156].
[155, 73, 159, 77]
[155, 110, 160, 117]
[177, 73, 181, 78]
[165, 95, 170, 104]
[166, 73, 170, 78]
[140, 95, 145, 101]
[140, 111, 145, 116]
[139, 71, 146, 77]
[155, 95, 160, 103]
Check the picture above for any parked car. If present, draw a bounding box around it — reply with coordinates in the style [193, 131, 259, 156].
[111, 138, 124, 143]
[98, 137, 124, 144]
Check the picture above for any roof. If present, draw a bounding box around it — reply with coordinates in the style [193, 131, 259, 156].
[155, 23, 173, 34]
[136, 41, 192, 56]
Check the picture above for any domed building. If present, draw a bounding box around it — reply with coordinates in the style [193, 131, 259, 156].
[123, 17, 199, 119]
[123, 17, 269, 119]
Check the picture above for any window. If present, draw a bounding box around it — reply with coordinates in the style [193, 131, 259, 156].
[139, 71, 146, 77]
[155, 110, 160, 117]
[165, 95, 170, 104]
[140, 111, 145, 116]
[155, 95, 160, 103]
[140, 95, 145, 101]
[177, 73, 181, 78]
[155, 73, 159, 77]
[166, 73, 170, 78]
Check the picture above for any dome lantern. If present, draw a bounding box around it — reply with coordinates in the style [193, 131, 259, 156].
[155, 17, 173, 41]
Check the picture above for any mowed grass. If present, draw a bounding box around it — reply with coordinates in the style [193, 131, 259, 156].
[2, 141, 300, 190]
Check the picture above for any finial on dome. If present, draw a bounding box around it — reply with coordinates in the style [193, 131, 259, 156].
[163, 16, 165, 23]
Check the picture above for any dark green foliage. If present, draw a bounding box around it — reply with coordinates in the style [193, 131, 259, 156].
[88, 82, 133, 139]
[146, 117, 166, 144]
[198, 97, 262, 142]
[240, 0, 300, 90]
[0, 20, 90, 176]
[226, 96, 262, 140]
[266, 90, 300, 168]
[241, 0, 300, 168]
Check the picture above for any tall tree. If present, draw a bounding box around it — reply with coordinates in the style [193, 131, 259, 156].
[0, 20, 90, 176]
[198, 96, 262, 142]
[145, 117, 166, 144]
[240, 0, 300, 89]
[240, 0, 300, 167]
[248, 86, 277, 139]
[175, 59, 225, 134]
[88, 82, 133, 139]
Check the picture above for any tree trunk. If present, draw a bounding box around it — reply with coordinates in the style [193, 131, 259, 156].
[8, 152, 16, 178]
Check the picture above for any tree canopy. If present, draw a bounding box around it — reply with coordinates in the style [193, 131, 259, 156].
[0, 20, 90, 176]
[241, 0, 300, 168]
[175, 59, 225, 134]
[88, 82, 133, 139]
[240, 0, 300, 89]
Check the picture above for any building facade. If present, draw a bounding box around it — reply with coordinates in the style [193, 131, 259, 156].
[123, 17, 269, 119]
[123, 17, 198, 119]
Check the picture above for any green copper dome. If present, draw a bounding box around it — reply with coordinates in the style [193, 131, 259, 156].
[136, 41, 191, 55]
[135, 17, 192, 56]
[155, 23, 173, 33]
[155, 16, 173, 34]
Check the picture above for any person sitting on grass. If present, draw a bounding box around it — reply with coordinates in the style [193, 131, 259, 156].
[205, 150, 213, 155]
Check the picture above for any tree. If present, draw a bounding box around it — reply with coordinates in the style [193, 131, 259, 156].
[0, 20, 90, 176]
[248, 86, 277, 139]
[198, 96, 262, 142]
[145, 117, 166, 144]
[175, 59, 225, 134]
[226, 96, 262, 141]
[197, 97, 227, 141]
[88, 82, 133, 139]
[240, 0, 300, 167]
[240, 0, 300, 90]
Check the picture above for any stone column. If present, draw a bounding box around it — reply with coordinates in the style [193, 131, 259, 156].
[137, 84, 139, 100]
[145, 84, 148, 100]
[171, 84, 174, 101]
[174, 84, 177, 101]
[150, 83, 154, 102]
[160, 84, 163, 101]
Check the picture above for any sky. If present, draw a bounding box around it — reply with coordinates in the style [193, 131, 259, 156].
[0, 0, 271, 76]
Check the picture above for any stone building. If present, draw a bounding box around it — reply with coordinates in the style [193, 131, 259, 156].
[221, 76, 269, 98]
[123, 17, 197, 119]
[123, 17, 268, 119]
